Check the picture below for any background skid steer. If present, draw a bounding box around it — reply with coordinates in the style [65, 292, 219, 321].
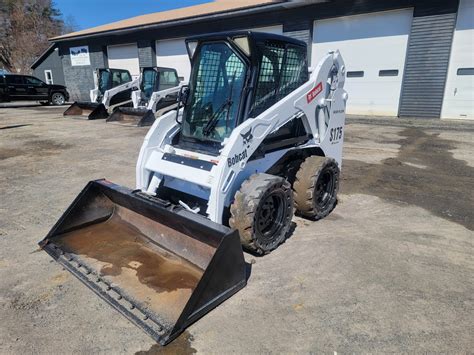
[64, 68, 139, 120]
[40, 31, 347, 345]
[107, 67, 183, 127]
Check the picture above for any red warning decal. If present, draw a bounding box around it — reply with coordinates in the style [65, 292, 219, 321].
[306, 82, 323, 103]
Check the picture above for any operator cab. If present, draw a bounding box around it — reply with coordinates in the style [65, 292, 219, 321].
[96, 68, 132, 102]
[176, 31, 309, 154]
[140, 67, 180, 102]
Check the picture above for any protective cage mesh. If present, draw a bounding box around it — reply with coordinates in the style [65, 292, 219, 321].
[251, 41, 308, 117]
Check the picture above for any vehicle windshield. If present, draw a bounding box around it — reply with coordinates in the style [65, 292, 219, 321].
[98, 70, 112, 94]
[141, 69, 158, 99]
[182, 42, 247, 142]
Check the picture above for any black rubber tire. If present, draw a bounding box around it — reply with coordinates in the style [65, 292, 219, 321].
[229, 173, 293, 255]
[293, 156, 340, 220]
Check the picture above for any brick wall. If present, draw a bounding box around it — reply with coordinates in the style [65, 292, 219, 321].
[61, 45, 107, 101]
[138, 40, 156, 68]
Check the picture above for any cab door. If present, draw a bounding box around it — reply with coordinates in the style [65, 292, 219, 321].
[157, 68, 180, 104]
[25, 76, 49, 100]
[5, 75, 27, 99]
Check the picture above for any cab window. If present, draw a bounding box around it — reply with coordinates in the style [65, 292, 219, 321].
[25, 77, 44, 86]
[111, 70, 131, 87]
[250, 42, 308, 117]
[6, 75, 24, 85]
[158, 70, 179, 91]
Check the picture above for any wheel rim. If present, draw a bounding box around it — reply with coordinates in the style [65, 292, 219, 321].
[314, 167, 336, 209]
[255, 190, 286, 247]
[52, 93, 64, 105]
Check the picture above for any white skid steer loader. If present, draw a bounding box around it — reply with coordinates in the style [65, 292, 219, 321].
[107, 67, 184, 126]
[64, 68, 139, 119]
[40, 31, 347, 345]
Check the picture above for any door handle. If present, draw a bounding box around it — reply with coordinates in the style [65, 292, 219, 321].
[28, 86, 34, 89]
[8, 86, 14, 89]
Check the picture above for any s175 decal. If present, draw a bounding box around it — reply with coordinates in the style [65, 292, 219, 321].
[329, 126, 343, 143]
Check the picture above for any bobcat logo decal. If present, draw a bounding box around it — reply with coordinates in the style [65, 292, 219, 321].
[240, 128, 253, 147]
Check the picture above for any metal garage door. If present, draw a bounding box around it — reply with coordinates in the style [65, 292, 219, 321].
[312, 9, 413, 116]
[250, 25, 283, 34]
[156, 38, 190, 82]
[107, 43, 140, 78]
[442, 0, 474, 120]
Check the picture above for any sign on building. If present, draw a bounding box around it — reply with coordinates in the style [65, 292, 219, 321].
[70, 46, 90, 66]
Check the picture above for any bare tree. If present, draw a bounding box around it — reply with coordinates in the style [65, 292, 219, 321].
[0, 0, 76, 73]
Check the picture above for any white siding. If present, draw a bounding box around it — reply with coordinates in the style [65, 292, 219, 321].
[442, 0, 474, 120]
[107, 43, 140, 78]
[312, 9, 413, 116]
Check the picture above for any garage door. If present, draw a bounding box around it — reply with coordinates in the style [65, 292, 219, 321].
[312, 9, 413, 116]
[442, 0, 474, 120]
[156, 38, 190, 82]
[249, 25, 283, 34]
[107, 43, 140, 78]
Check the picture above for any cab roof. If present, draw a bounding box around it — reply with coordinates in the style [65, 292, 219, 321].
[186, 30, 307, 49]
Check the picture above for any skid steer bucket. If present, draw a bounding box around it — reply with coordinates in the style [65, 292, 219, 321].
[106, 107, 156, 127]
[39, 179, 247, 345]
[63, 102, 109, 120]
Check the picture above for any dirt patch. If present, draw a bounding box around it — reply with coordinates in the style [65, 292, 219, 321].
[0, 139, 72, 161]
[0, 148, 25, 160]
[342, 128, 474, 230]
[135, 332, 196, 355]
[27, 139, 73, 154]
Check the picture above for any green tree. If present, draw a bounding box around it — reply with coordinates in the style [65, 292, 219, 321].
[0, 0, 76, 73]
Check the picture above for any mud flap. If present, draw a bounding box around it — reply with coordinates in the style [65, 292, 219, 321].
[106, 108, 156, 127]
[63, 102, 108, 120]
[39, 180, 247, 345]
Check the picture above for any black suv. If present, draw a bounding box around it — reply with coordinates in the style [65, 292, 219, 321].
[0, 74, 69, 105]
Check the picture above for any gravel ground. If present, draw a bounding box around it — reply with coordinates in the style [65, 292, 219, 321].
[0, 104, 473, 354]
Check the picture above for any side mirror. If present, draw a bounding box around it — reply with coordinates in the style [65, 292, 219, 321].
[175, 85, 189, 125]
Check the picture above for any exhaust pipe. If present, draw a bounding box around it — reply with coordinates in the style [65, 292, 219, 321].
[64, 102, 109, 120]
[39, 180, 247, 345]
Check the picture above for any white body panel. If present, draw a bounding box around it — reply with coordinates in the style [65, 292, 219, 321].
[312, 9, 412, 116]
[137, 51, 347, 224]
[107, 43, 140, 78]
[442, 0, 474, 120]
[156, 39, 191, 82]
[89, 69, 139, 109]
[132, 85, 184, 112]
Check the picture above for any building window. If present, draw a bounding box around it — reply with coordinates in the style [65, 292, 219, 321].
[379, 69, 399, 77]
[44, 70, 53, 84]
[457, 68, 474, 76]
[347, 71, 364, 78]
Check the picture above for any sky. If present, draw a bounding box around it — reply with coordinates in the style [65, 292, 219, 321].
[55, 0, 212, 31]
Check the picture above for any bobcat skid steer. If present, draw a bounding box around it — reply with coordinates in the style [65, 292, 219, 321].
[39, 31, 347, 345]
[64, 68, 139, 119]
[107, 67, 183, 127]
